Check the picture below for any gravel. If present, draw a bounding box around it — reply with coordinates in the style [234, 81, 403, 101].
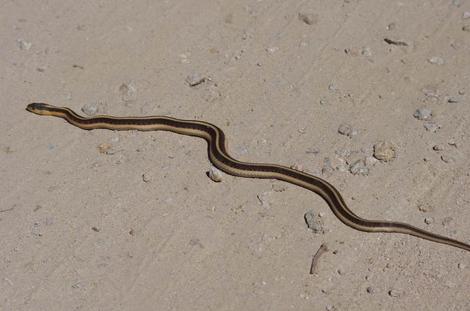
[413, 108, 432, 120]
[373, 141, 396, 162]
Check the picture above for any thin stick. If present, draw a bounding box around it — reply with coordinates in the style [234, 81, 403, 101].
[309, 243, 329, 275]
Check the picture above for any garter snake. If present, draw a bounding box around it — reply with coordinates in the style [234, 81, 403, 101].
[26, 103, 470, 252]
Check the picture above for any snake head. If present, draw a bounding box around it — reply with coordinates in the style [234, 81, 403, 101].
[26, 103, 55, 115]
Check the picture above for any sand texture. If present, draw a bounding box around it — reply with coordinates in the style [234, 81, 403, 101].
[1, 1, 470, 310]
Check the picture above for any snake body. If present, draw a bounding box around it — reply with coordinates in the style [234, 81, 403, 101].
[26, 103, 470, 252]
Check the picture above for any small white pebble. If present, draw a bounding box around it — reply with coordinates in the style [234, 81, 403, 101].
[81, 103, 98, 116]
[413, 107, 432, 120]
[185, 73, 206, 87]
[142, 173, 152, 183]
[304, 210, 324, 233]
[361, 47, 372, 57]
[388, 289, 402, 297]
[423, 121, 441, 132]
[428, 56, 444, 65]
[333, 157, 349, 172]
[349, 159, 369, 176]
[386, 23, 396, 30]
[337, 123, 357, 138]
[208, 166, 223, 182]
[424, 217, 434, 225]
[321, 158, 334, 176]
[463, 11, 470, 19]
[17, 39, 32, 50]
[81, 102, 107, 116]
[119, 82, 137, 101]
[266, 47, 279, 54]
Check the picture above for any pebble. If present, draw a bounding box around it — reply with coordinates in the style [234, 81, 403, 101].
[304, 209, 324, 233]
[322, 157, 334, 176]
[298, 12, 318, 25]
[185, 73, 206, 87]
[142, 173, 152, 183]
[361, 47, 372, 57]
[428, 56, 444, 65]
[17, 39, 32, 50]
[462, 25, 470, 32]
[179, 53, 190, 64]
[337, 123, 357, 138]
[81, 104, 97, 115]
[417, 202, 433, 213]
[413, 107, 432, 120]
[97, 143, 113, 154]
[81, 102, 107, 116]
[422, 86, 439, 99]
[424, 217, 434, 225]
[432, 144, 444, 151]
[333, 157, 349, 172]
[423, 121, 440, 132]
[373, 141, 396, 162]
[266, 47, 279, 54]
[388, 289, 402, 297]
[349, 159, 369, 176]
[208, 166, 223, 182]
[458, 262, 466, 269]
[386, 23, 396, 31]
[464, 12, 470, 19]
[119, 82, 137, 101]
[366, 286, 375, 294]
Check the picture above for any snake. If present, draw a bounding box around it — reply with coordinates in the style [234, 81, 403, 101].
[26, 102, 470, 252]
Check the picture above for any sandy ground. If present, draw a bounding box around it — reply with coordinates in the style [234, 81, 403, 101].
[1, 1, 470, 310]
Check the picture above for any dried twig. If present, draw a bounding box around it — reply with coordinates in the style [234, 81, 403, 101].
[384, 38, 408, 46]
[309, 243, 329, 275]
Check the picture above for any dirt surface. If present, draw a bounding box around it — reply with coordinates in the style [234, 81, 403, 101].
[1, 1, 470, 310]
